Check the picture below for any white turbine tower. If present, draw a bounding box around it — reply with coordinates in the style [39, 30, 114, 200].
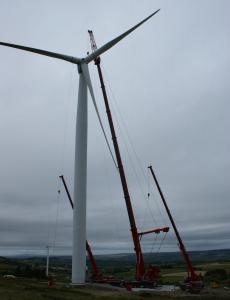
[0, 9, 160, 284]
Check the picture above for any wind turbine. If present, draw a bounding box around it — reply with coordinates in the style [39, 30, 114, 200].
[0, 9, 160, 284]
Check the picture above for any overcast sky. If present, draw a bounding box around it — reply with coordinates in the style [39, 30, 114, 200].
[0, 0, 229, 257]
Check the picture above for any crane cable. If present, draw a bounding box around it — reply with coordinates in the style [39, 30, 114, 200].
[99, 63, 170, 256]
[101, 140, 122, 244]
[90, 83, 118, 169]
[100, 63, 159, 227]
[149, 232, 159, 254]
[147, 169, 168, 226]
[87, 30, 118, 170]
[52, 178, 62, 255]
[155, 231, 168, 257]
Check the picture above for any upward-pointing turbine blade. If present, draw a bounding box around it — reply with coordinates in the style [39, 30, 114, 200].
[0, 42, 81, 64]
[85, 9, 160, 63]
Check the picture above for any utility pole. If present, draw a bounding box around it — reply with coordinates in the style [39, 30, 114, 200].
[46, 245, 50, 277]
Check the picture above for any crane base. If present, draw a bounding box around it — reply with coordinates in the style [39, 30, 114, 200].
[179, 280, 204, 293]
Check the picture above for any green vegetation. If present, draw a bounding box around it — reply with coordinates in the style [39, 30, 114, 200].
[14, 265, 46, 279]
[0, 256, 230, 299]
[0, 277, 230, 300]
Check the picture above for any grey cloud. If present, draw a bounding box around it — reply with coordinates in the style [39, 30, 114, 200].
[0, 0, 229, 256]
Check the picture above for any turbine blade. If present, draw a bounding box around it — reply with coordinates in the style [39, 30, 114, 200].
[81, 64, 117, 168]
[85, 9, 160, 63]
[0, 42, 81, 64]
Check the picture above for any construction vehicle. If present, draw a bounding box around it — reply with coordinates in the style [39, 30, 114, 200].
[148, 165, 204, 293]
[88, 30, 169, 287]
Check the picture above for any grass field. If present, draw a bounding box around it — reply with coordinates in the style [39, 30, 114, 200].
[1, 277, 230, 300]
[103, 262, 230, 284]
[0, 258, 230, 299]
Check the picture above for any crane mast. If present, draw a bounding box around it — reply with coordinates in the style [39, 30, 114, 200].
[148, 166, 203, 291]
[88, 30, 145, 280]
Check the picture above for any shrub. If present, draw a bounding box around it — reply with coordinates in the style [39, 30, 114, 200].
[14, 264, 46, 279]
[205, 268, 228, 282]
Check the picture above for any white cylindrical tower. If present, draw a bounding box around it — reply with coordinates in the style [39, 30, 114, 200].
[72, 70, 88, 284]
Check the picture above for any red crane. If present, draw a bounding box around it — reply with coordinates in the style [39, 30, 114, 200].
[88, 31, 168, 284]
[138, 227, 169, 240]
[148, 166, 203, 292]
[59, 175, 102, 281]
